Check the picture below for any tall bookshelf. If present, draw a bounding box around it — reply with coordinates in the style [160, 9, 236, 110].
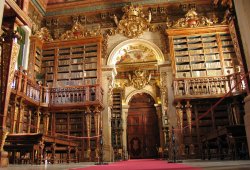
[28, 36, 43, 80]
[111, 91, 123, 150]
[167, 26, 239, 78]
[42, 37, 101, 87]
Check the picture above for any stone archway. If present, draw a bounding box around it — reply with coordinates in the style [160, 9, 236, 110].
[104, 38, 166, 160]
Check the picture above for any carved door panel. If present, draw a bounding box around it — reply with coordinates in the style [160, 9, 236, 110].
[127, 93, 159, 159]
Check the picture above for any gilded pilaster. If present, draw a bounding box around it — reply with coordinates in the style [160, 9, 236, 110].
[85, 106, 91, 160]
[35, 109, 41, 133]
[176, 102, 183, 135]
[94, 107, 101, 159]
[185, 101, 192, 134]
[1, 41, 20, 129]
[10, 98, 18, 133]
[27, 110, 32, 133]
[17, 100, 25, 133]
[121, 105, 128, 159]
[43, 111, 50, 135]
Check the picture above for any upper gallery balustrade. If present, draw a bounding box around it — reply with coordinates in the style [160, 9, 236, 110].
[173, 72, 248, 99]
[11, 69, 103, 108]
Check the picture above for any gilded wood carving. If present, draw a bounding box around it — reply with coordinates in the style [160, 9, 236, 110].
[166, 9, 218, 28]
[114, 5, 151, 38]
[35, 27, 53, 42]
[60, 22, 101, 40]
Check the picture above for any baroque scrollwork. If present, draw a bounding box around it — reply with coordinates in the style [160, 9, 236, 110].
[114, 4, 151, 38]
[159, 72, 168, 112]
[127, 69, 151, 89]
[185, 101, 192, 133]
[60, 22, 101, 40]
[107, 75, 115, 107]
[102, 28, 117, 58]
[35, 27, 53, 42]
[176, 102, 183, 134]
[166, 9, 218, 28]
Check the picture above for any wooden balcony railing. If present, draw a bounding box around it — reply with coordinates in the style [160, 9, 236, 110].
[11, 69, 104, 108]
[173, 72, 247, 99]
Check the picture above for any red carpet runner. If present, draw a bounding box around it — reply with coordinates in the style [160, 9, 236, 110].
[70, 159, 202, 170]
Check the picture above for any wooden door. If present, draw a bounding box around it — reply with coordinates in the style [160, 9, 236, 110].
[127, 93, 159, 159]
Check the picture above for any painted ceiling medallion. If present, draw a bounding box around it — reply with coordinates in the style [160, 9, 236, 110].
[114, 4, 151, 38]
[166, 9, 218, 28]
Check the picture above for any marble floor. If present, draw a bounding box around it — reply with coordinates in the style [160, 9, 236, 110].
[1, 160, 250, 170]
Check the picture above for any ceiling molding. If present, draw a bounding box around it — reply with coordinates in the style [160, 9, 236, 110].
[45, 0, 210, 17]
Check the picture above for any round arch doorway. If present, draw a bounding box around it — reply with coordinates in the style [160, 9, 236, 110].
[127, 93, 160, 159]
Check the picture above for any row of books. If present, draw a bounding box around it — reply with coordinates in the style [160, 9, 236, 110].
[85, 63, 97, 69]
[177, 62, 222, 70]
[222, 47, 235, 52]
[56, 79, 97, 86]
[58, 66, 69, 72]
[176, 72, 191, 78]
[192, 70, 207, 77]
[174, 36, 217, 43]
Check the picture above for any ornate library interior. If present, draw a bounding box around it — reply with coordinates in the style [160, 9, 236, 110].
[1, 0, 250, 168]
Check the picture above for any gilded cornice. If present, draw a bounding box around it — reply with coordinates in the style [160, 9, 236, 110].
[166, 9, 218, 28]
[59, 22, 101, 40]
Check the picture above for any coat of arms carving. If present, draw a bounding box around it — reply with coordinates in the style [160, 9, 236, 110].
[114, 5, 151, 38]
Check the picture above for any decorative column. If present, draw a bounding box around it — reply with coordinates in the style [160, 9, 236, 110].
[0, 30, 20, 167]
[35, 109, 41, 133]
[176, 102, 183, 135]
[101, 66, 116, 161]
[27, 110, 32, 133]
[51, 112, 56, 136]
[17, 100, 25, 133]
[159, 64, 172, 159]
[185, 101, 192, 134]
[121, 105, 128, 160]
[85, 106, 91, 161]
[10, 98, 18, 133]
[185, 100, 194, 155]
[43, 111, 50, 135]
[38, 141, 44, 164]
[175, 101, 185, 156]
[94, 106, 101, 160]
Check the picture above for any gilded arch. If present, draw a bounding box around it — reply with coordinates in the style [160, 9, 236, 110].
[107, 39, 165, 66]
